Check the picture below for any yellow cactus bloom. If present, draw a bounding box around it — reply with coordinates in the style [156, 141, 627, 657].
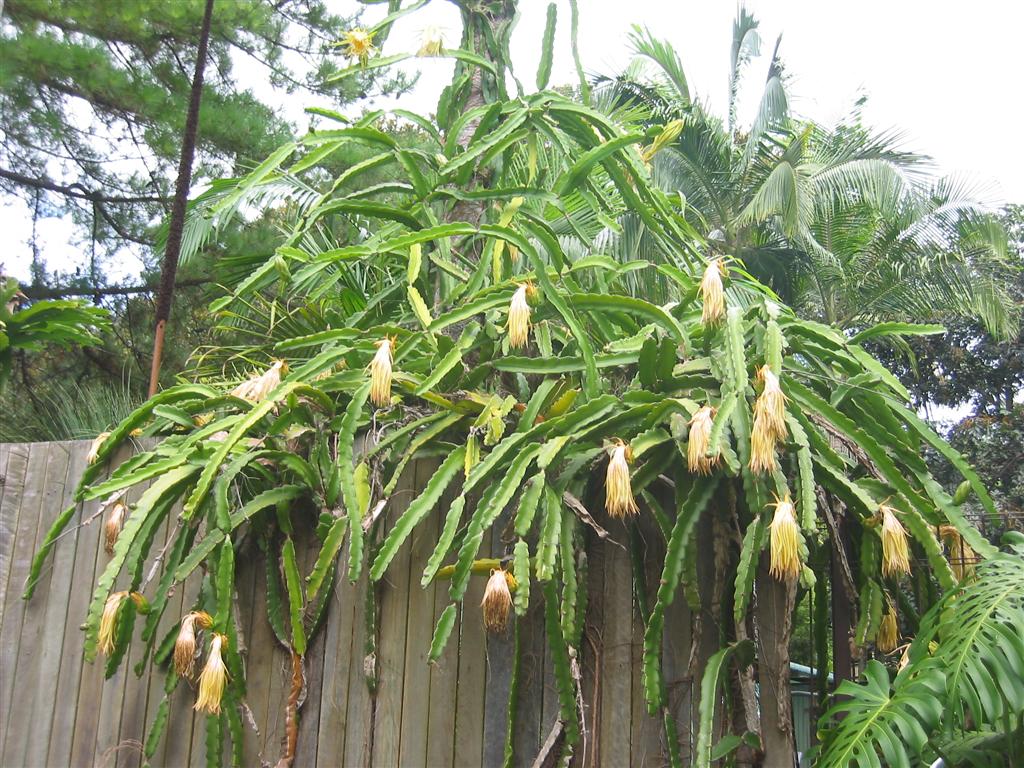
[769, 494, 801, 581]
[877, 607, 899, 653]
[103, 499, 128, 555]
[481, 569, 514, 633]
[604, 440, 639, 518]
[369, 338, 394, 407]
[687, 406, 719, 475]
[699, 259, 726, 325]
[231, 360, 286, 402]
[749, 409, 779, 475]
[754, 365, 788, 439]
[418, 25, 445, 56]
[880, 505, 911, 577]
[939, 525, 977, 580]
[98, 591, 148, 655]
[507, 283, 534, 349]
[98, 591, 128, 655]
[194, 633, 229, 714]
[87, 431, 111, 464]
[341, 28, 376, 64]
[174, 611, 213, 678]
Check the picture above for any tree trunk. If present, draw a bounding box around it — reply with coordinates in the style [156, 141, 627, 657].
[147, 0, 215, 396]
[754, 555, 797, 767]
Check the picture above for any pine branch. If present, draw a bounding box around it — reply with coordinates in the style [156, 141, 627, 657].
[0, 167, 170, 204]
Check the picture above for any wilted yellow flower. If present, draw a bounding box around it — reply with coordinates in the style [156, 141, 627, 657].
[769, 494, 800, 581]
[605, 440, 638, 518]
[87, 431, 111, 464]
[939, 525, 977, 580]
[230, 360, 286, 402]
[699, 259, 726, 325]
[481, 569, 514, 632]
[194, 633, 229, 714]
[103, 499, 128, 555]
[174, 611, 213, 678]
[754, 365, 788, 439]
[507, 283, 533, 349]
[369, 338, 394, 407]
[98, 591, 148, 655]
[687, 406, 719, 475]
[341, 28, 376, 64]
[880, 505, 910, 577]
[749, 410, 779, 475]
[98, 591, 128, 655]
[418, 25, 445, 56]
[877, 607, 899, 653]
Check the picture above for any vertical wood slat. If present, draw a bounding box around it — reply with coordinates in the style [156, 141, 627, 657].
[47, 441, 105, 766]
[423, 488, 461, 768]
[314, 538, 359, 767]
[4, 442, 71, 766]
[0, 442, 27, 631]
[398, 459, 440, 767]
[454, 566, 488, 766]
[242, 539, 277, 765]
[342, 562, 374, 767]
[25, 443, 81, 768]
[370, 460, 417, 766]
[0, 441, 35, 755]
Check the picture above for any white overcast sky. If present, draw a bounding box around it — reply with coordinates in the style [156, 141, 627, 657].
[5, 0, 1022, 283]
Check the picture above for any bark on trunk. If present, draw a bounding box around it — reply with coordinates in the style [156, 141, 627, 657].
[754, 555, 798, 768]
[147, 0, 215, 396]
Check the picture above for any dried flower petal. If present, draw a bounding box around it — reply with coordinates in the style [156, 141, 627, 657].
[699, 259, 726, 325]
[230, 360, 286, 402]
[687, 406, 719, 475]
[769, 494, 801, 581]
[174, 611, 213, 678]
[877, 608, 899, 653]
[754, 365, 788, 439]
[481, 570, 513, 633]
[880, 505, 910, 577]
[98, 591, 129, 655]
[195, 633, 229, 714]
[939, 524, 977, 580]
[87, 431, 111, 464]
[104, 500, 128, 555]
[369, 338, 394, 407]
[507, 284, 532, 348]
[605, 441, 638, 518]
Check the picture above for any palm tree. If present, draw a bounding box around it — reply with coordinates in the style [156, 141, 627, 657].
[600, 10, 1016, 339]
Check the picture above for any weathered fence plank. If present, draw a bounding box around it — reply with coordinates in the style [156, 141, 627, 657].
[3, 442, 59, 764]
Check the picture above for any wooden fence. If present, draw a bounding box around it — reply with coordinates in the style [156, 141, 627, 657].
[0, 440, 695, 767]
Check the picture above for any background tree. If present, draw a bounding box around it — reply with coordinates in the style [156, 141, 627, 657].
[598, 20, 1016, 339]
[0, 0, 412, 436]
